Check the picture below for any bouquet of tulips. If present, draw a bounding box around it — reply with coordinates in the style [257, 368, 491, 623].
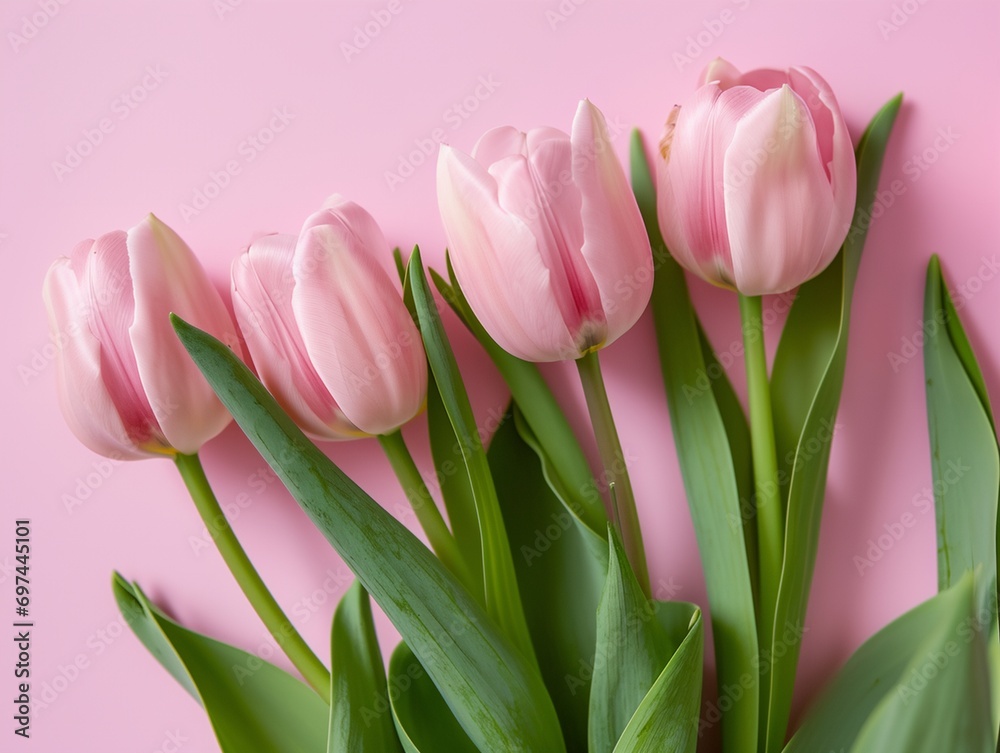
[43, 59, 998, 753]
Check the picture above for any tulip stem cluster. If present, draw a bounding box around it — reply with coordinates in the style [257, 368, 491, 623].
[173, 452, 332, 702]
[576, 350, 651, 597]
[737, 294, 783, 659]
[377, 431, 477, 592]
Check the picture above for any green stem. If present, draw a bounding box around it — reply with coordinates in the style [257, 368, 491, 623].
[174, 453, 331, 702]
[378, 431, 477, 592]
[737, 294, 783, 675]
[576, 350, 651, 597]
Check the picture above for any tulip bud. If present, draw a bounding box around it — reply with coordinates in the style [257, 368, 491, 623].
[656, 58, 857, 296]
[231, 197, 427, 439]
[42, 215, 242, 459]
[436, 99, 653, 363]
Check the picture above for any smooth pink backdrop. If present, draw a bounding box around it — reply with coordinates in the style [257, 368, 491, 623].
[2, 1, 999, 751]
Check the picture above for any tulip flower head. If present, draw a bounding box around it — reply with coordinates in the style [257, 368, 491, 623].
[42, 215, 242, 459]
[437, 99, 653, 363]
[656, 58, 857, 296]
[231, 197, 427, 440]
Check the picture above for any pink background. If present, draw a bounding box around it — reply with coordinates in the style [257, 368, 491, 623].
[3, 0, 999, 750]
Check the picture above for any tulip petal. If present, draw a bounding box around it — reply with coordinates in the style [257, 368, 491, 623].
[307, 197, 400, 285]
[487, 133, 605, 351]
[437, 144, 577, 361]
[736, 67, 790, 95]
[80, 231, 167, 451]
[572, 99, 653, 347]
[292, 207, 427, 436]
[231, 234, 359, 440]
[473, 126, 529, 166]
[657, 83, 768, 288]
[700, 57, 742, 88]
[43, 254, 151, 460]
[788, 66, 858, 273]
[723, 86, 837, 295]
[128, 215, 239, 454]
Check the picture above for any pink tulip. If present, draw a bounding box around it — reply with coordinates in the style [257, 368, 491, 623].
[231, 197, 426, 439]
[656, 58, 857, 296]
[42, 215, 242, 459]
[437, 99, 653, 362]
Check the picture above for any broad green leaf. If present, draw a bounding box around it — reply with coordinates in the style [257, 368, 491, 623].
[764, 94, 903, 753]
[171, 315, 566, 753]
[786, 572, 993, 753]
[511, 408, 610, 565]
[426, 368, 485, 604]
[112, 574, 328, 753]
[613, 607, 703, 753]
[489, 406, 606, 751]
[924, 255, 1000, 742]
[698, 322, 758, 611]
[329, 580, 404, 753]
[405, 248, 538, 668]
[589, 529, 693, 753]
[431, 261, 608, 537]
[388, 643, 479, 753]
[923, 255, 999, 597]
[631, 128, 759, 753]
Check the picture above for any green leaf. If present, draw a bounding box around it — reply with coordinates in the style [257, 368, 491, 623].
[426, 367, 485, 604]
[698, 322, 758, 611]
[923, 255, 999, 597]
[112, 573, 328, 753]
[488, 406, 607, 751]
[405, 247, 538, 668]
[170, 315, 566, 753]
[923, 255, 1000, 743]
[612, 607, 703, 753]
[764, 94, 903, 753]
[329, 580, 404, 752]
[388, 642, 480, 753]
[589, 529, 695, 753]
[631, 128, 759, 753]
[431, 259, 608, 537]
[393, 247, 407, 285]
[785, 572, 993, 753]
